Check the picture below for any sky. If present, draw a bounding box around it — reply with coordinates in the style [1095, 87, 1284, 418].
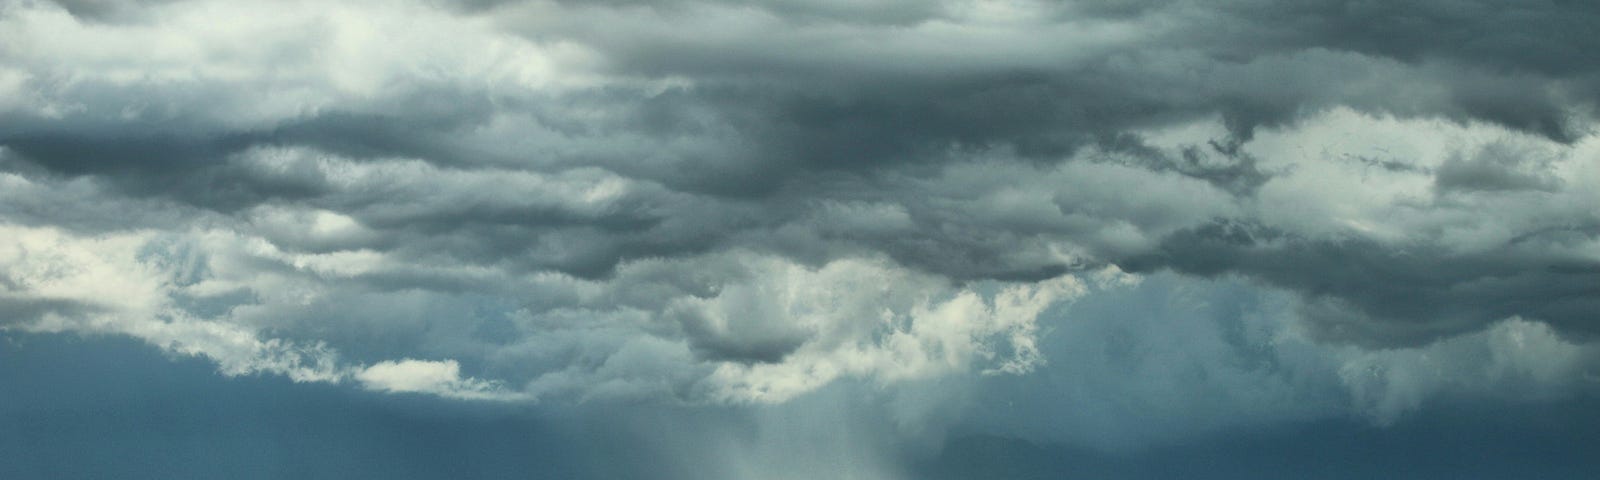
[1, 0, 1598, 478]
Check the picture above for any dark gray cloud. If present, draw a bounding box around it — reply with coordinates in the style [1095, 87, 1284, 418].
[1126, 217, 1600, 345]
[40, 0, 189, 23]
[1434, 140, 1564, 193]
[0, 296, 102, 327]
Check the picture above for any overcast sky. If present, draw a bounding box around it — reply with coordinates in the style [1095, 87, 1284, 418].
[3, 0, 1599, 478]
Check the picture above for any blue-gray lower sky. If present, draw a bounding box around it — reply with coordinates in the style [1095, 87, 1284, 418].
[2, 1, 1598, 478]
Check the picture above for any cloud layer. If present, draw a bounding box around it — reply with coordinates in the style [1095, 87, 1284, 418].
[3, 0, 1599, 475]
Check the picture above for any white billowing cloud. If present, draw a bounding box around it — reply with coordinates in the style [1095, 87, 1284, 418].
[508, 251, 1086, 403]
[246, 206, 381, 253]
[489, 0, 1147, 77]
[687, 257, 1083, 403]
[229, 145, 666, 228]
[0, 223, 344, 383]
[0, 0, 603, 127]
[356, 358, 514, 400]
[1240, 106, 1596, 246]
[0, 205, 1083, 405]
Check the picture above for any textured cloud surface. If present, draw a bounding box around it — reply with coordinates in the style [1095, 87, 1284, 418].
[3, 0, 1599, 477]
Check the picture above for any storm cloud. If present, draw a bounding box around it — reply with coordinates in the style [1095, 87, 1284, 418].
[2, 0, 1598, 477]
